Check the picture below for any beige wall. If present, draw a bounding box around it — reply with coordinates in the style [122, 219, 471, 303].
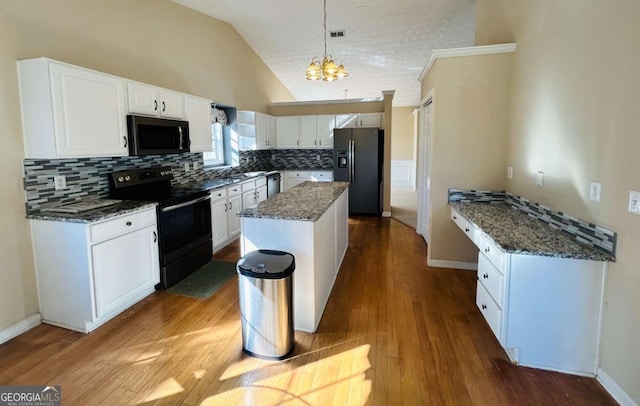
[0, 0, 293, 332]
[476, 0, 640, 402]
[391, 107, 416, 161]
[420, 53, 512, 263]
[267, 100, 384, 116]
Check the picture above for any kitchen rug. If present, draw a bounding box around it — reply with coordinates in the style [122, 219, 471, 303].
[167, 260, 237, 299]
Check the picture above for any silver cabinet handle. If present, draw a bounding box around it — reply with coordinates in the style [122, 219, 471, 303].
[485, 247, 490, 253]
[229, 201, 232, 210]
[126, 221, 132, 226]
[162, 101, 166, 112]
[483, 273, 488, 279]
[154, 100, 158, 111]
[481, 304, 487, 310]
[153, 231, 157, 243]
[319, 139, 322, 146]
[224, 203, 228, 212]
[123, 136, 128, 148]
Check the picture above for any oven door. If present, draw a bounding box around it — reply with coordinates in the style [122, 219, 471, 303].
[158, 193, 212, 288]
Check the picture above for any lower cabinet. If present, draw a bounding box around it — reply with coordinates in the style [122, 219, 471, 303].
[241, 177, 268, 208]
[31, 207, 160, 333]
[451, 206, 606, 376]
[211, 183, 242, 253]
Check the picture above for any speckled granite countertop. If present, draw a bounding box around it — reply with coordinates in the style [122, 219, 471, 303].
[450, 202, 614, 262]
[238, 181, 349, 222]
[28, 201, 157, 224]
[185, 171, 269, 191]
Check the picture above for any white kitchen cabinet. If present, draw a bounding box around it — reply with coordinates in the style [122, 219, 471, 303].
[241, 177, 268, 209]
[210, 188, 228, 250]
[127, 81, 185, 119]
[185, 95, 213, 152]
[276, 116, 301, 148]
[336, 113, 382, 128]
[310, 171, 333, 182]
[299, 116, 317, 148]
[315, 115, 335, 148]
[451, 206, 607, 376]
[31, 207, 160, 333]
[17, 58, 129, 159]
[238, 111, 275, 150]
[283, 171, 310, 191]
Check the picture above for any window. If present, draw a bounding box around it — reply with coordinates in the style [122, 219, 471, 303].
[203, 122, 224, 166]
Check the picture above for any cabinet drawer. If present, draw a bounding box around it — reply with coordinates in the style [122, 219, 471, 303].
[310, 171, 333, 182]
[478, 252, 504, 306]
[288, 171, 310, 179]
[477, 233, 505, 269]
[451, 208, 477, 245]
[241, 180, 256, 192]
[255, 176, 267, 187]
[210, 187, 227, 201]
[227, 184, 242, 196]
[90, 209, 156, 243]
[476, 281, 503, 341]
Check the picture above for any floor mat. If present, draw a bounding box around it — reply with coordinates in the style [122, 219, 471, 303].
[167, 260, 237, 299]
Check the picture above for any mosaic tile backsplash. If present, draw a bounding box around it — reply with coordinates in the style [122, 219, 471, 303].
[448, 188, 617, 257]
[23, 149, 334, 213]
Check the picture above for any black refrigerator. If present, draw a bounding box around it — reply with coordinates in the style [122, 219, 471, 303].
[333, 127, 384, 215]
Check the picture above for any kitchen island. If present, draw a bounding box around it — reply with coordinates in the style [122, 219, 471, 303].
[238, 181, 349, 333]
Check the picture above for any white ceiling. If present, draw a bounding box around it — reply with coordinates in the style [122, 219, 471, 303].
[173, 0, 476, 106]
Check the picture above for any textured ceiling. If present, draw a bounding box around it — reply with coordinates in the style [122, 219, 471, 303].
[173, 0, 476, 106]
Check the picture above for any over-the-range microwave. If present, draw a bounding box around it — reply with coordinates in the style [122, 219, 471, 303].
[127, 115, 190, 156]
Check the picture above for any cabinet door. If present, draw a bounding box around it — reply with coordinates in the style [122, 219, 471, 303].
[211, 199, 229, 249]
[127, 81, 159, 116]
[358, 113, 382, 127]
[335, 114, 358, 128]
[316, 115, 335, 148]
[266, 115, 277, 149]
[255, 113, 268, 149]
[242, 190, 256, 209]
[158, 89, 185, 119]
[227, 194, 242, 237]
[50, 63, 128, 157]
[185, 95, 212, 152]
[276, 116, 300, 148]
[91, 225, 159, 318]
[256, 185, 267, 204]
[299, 116, 317, 148]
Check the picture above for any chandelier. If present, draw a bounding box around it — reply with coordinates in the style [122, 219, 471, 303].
[305, 0, 348, 82]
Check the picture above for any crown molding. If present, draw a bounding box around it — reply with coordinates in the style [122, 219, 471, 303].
[418, 43, 517, 82]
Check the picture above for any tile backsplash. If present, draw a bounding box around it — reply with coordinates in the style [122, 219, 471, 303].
[23, 149, 334, 213]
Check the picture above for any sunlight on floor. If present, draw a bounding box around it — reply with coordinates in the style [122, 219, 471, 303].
[203, 344, 372, 405]
[141, 377, 184, 403]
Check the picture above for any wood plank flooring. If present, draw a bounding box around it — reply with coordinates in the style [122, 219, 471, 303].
[0, 217, 616, 405]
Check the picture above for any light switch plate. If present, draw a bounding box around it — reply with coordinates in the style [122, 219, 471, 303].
[184, 162, 190, 172]
[536, 171, 544, 187]
[507, 167, 513, 179]
[589, 181, 602, 202]
[54, 175, 66, 190]
[629, 191, 640, 215]
[193, 161, 199, 170]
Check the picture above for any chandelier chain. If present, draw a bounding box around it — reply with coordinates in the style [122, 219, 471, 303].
[323, 0, 327, 57]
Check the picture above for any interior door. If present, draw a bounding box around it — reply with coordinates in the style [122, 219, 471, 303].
[419, 99, 433, 243]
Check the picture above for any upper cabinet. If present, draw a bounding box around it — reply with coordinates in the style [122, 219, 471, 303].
[336, 113, 382, 128]
[18, 58, 129, 159]
[185, 95, 213, 153]
[276, 115, 335, 149]
[127, 81, 185, 120]
[238, 111, 276, 150]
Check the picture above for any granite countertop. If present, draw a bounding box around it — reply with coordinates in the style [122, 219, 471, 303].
[450, 202, 614, 262]
[238, 181, 349, 222]
[185, 171, 270, 191]
[28, 201, 157, 224]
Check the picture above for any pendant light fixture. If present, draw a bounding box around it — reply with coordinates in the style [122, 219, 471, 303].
[305, 0, 348, 82]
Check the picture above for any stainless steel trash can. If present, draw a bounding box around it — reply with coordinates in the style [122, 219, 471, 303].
[237, 249, 295, 360]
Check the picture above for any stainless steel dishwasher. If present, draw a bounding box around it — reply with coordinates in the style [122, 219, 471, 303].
[267, 172, 281, 198]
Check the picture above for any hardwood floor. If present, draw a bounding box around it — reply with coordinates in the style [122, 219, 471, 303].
[0, 217, 616, 405]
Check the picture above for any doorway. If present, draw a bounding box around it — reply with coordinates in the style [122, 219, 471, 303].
[416, 93, 433, 244]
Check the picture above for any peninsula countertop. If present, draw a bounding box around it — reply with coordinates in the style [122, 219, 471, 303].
[27, 201, 157, 224]
[450, 202, 614, 262]
[238, 181, 349, 222]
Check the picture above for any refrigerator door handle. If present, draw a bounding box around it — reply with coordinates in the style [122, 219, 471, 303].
[351, 139, 355, 181]
[348, 140, 353, 182]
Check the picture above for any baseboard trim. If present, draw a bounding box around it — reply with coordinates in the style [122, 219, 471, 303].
[0, 314, 41, 345]
[427, 258, 477, 271]
[597, 367, 637, 406]
[382, 211, 391, 217]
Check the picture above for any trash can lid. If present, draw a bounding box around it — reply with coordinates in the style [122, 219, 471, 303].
[237, 249, 295, 279]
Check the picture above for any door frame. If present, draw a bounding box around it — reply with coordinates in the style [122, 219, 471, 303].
[417, 90, 434, 244]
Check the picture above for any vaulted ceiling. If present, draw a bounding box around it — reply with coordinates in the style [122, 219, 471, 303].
[173, 0, 476, 106]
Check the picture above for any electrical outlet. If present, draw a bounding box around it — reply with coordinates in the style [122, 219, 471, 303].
[589, 181, 602, 202]
[271, 154, 276, 161]
[54, 175, 66, 190]
[316, 154, 321, 161]
[507, 167, 513, 179]
[536, 171, 544, 187]
[629, 191, 640, 215]
[253, 157, 257, 163]
[193, 161, 199, 170]
[184, 162, 190, 172]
